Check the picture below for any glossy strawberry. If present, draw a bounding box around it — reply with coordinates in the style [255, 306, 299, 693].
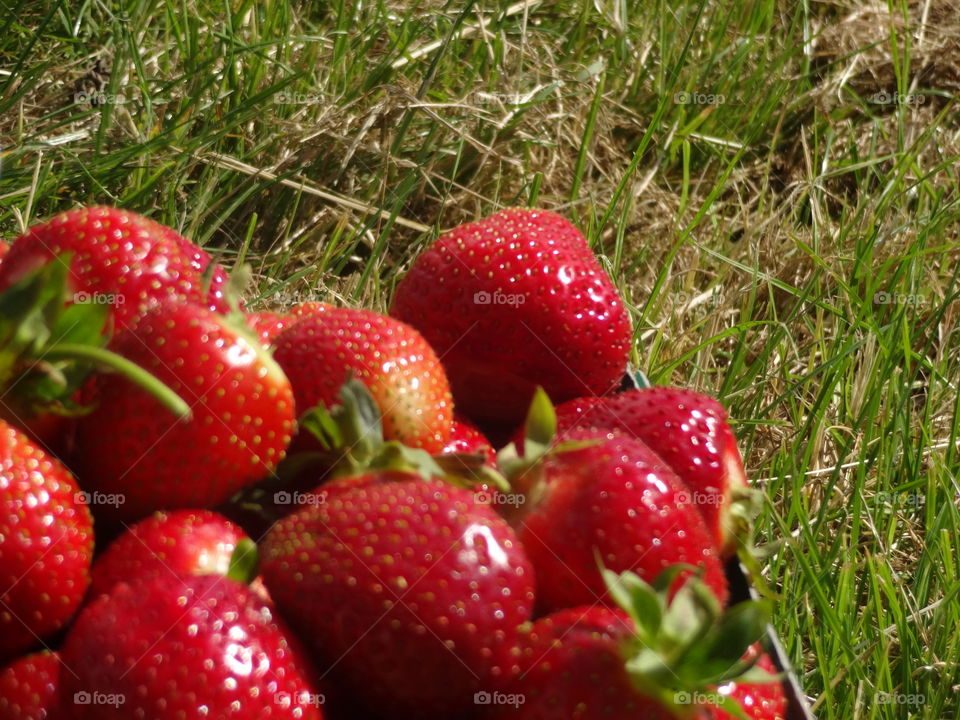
[71, 302, 296, 522]
[711, 649, 787, 720]
[89, 509, 251, 597]
[0, 651, 63, 720]
[442, 415, 497, 466]
[489, 607, 683, 720]
[391, 208, 632, 429]
[260, 472, 536, 719]
[60, 574, 324, 719]
[245, 310, 295, 347]
[509, 428, 728, 612]
[273, 306, 453, 452]
[490, 569, 772, 720]
[553, 387, 750, 554]
[0, 421, 93, 663]
[0, 207, 230, 330]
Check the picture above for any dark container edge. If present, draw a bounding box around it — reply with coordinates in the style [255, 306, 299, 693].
[618, 370, 816, 720]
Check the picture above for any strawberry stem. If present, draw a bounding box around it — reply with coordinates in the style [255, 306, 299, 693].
[43, 343, 191, 419]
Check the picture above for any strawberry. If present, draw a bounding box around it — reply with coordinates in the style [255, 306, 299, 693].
[488, 569, 773, 720]
[0, 241, 8, 265]
[552, 387, 752, 555]
[0, 258, 190, 458]
[70, 301, 296, 522]
[260, 472, 536, 719]
[60, 574, 325, 719]
[489, 606, 682, 720]
[442, 415, 497, 466]
[0, 651, 63, 720]
[711, 648, 787, 720]
[245, 310, 294, 347]
[501, 392, 728, 613]
[273, 305, 453, 452]
[0, 421, 93, 664]
[390, 208, 632, 430]
[0, 207, 230, 331]
[89, 509, 253, 597]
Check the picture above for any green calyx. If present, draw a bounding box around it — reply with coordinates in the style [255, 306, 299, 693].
[604, 566, 781, 720]
[226, 538, 260, 585]
[297, 379, 510, 491]
[496, 386, 598, 508]
[0, 255, 190, 422]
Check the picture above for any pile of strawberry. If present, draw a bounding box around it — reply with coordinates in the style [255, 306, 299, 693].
[0, 207, 788, 720]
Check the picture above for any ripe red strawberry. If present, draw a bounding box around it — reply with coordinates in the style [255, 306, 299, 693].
[552, 387, 750, 555]
[390, 208, 632, 429]
[71, 302, 296, 522]
[0, 207, 230, 331]
[711, 648, 787, 720]
[442, 415, 497, 466]
[508, 427, 728, 613]
[89, 509, 251, 597]
[492, 566, 773, 720]
[489, 607, 688, 720]
[260, 472, 536, 719]
[0, 651, 63, 720]
[0, 241, 8, 265]
[488, 568, 772, 720]
[60, 574, 324, 719]
[273, 306, 453, 452]
[0, 421, 93, 663]
[245, 310, 295, 347]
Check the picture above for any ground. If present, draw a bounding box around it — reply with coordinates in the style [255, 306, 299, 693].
[2, 1, 959, 718]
